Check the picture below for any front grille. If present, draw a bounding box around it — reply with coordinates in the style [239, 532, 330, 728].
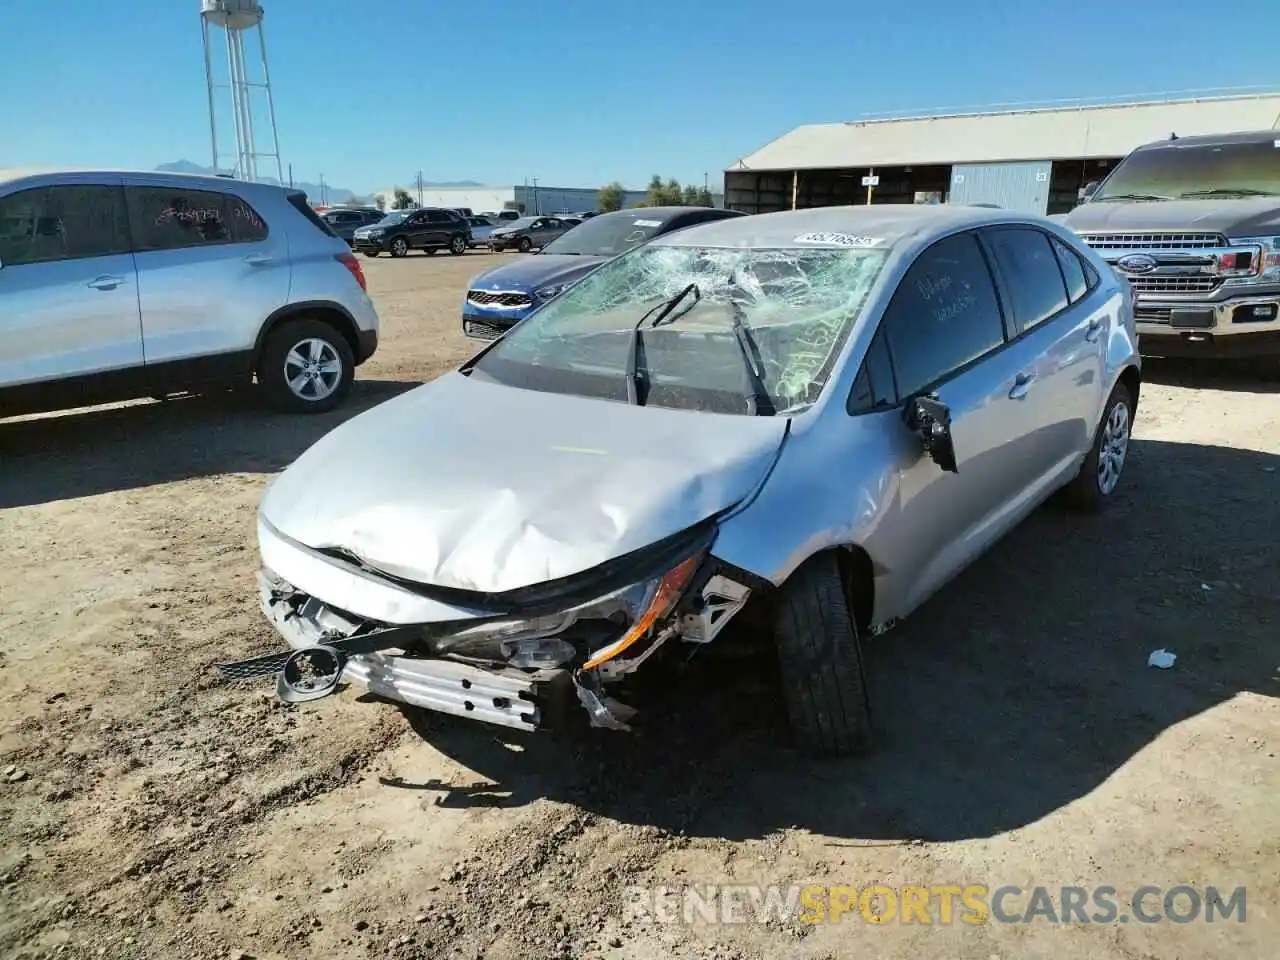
[1134, 306, 1173, 324]
[467, 289, 532, 308]
[1079, 231, 1227, 250]
[1127, 275, 1223, 295]
[463, 318, 509, 340]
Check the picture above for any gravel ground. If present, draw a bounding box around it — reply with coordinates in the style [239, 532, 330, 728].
[2, 251, 1277, 960]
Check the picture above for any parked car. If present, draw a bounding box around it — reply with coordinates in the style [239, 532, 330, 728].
[493, 210, 521, 222]
[352, 207, 472, 258]
[220, 205, 1139, 756]
[322, 207, 386, 245]
[461, 205, 745, 340]
[0, 168, 379, 417]
[1064, 128, 1280, 361]
[466, 216, 498, 248]
[487, 215, 576, 253]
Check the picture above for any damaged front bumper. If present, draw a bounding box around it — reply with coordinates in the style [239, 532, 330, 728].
[218, 523, 758, 733]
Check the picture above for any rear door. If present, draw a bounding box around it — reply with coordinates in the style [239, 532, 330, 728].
[856, 230, 1054, 614]
[126, 182, 289, 380]
[980, 226, 1107, 487]
[0, 178, 142, 392]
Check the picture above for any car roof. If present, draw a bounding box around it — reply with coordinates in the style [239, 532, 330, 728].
[0, 167, 282, 193]
[650, 204, 1042, 249]
[1132, 128, 1280, 151]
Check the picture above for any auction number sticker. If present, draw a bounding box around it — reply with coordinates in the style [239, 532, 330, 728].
[793, 232, 882, 247]
[633, 219, 662, 227]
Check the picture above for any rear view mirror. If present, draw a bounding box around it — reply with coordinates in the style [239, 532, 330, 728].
[904, 394, 958, 474]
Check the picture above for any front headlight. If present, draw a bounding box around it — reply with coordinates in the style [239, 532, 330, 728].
[1225, 236, 1280, 283]
[582, 550, 705, 671]
[368, 229, 385, 237]
[534, 283, 569, 301]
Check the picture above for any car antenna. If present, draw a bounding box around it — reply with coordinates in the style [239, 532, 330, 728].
[1169, 131, 1179, 140]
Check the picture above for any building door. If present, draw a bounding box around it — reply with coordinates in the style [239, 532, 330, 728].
[948, 161, 1052, 214]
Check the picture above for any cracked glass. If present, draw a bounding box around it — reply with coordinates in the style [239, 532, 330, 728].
[476, 243, 888, 415]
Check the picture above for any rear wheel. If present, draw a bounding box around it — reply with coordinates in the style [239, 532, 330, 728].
[258, 318, 355, 414]
[389, 237, 409, 258]
[1062, 381, 1134, 512]
[449, 234, 468, 255]
[773, 553, 873, 757]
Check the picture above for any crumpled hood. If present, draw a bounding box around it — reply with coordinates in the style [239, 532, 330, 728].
[260, 372, 788, 594]
[1064, 197, 1280, 237]
[468, 254, 607, 292]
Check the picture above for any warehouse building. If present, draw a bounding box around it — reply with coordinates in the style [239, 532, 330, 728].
[371, 183, 649, 216]
[724, 92, 1280, 216]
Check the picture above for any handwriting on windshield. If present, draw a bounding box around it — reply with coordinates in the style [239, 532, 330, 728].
[917, 272, 976, 324]
[155, 207, 222, 226]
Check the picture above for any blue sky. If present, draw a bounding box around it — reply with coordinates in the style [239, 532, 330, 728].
[3, 0, 1276, 194]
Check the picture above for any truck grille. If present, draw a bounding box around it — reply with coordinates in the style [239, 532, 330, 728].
[1134, 306, 1172, 324]
[1127, 275, 1223, 295]
[467, 290, 532, 308]
[1079, 232, 1227, 250]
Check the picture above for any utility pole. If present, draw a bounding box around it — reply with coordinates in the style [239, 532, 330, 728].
[319, 172, 326, 207]
[416, 170, 424, 207]
[531, 177, 540, 214]
[287, 162, 293, 188]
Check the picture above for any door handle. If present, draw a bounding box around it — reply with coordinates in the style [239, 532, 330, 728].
[1008, 372, 1036, 400]
[243, 254, 273, 266]
[1085, 317, 1104, 343]
[87, 275, 125, 290]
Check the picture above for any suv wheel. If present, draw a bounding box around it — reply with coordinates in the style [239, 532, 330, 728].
[389, 237, 409, 258]
[1061, 380, 1134, 512]
[363, 250, 379, 258]
[517, 236, 533, 253]
[773, 552, 873, 757]
[259, 318, 355, 414]
[449, 234, 468, 255]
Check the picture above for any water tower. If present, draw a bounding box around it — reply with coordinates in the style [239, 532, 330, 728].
[200, 0, 283, 183]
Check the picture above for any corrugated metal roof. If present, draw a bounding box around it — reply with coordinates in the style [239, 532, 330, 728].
[730, 94, 1280, 172]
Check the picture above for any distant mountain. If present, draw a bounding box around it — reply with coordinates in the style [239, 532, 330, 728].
[156, 161, 482, 204]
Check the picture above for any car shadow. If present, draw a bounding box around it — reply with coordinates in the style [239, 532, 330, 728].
[0, 379, 420, 508]
[392, 438, 1279, 842]
[1142, 356, 1280, 393]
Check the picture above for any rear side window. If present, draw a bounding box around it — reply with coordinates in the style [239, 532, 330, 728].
[880, 232, 1006, 397]
[287, 192, 340, 238]
[1052, 236, 1092, 303]
[0, 184, 130, 265]
[984, 227, 1069, 332]
[127, 187, 268, 251]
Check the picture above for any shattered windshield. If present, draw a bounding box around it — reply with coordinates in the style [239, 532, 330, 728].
[471, 243, 888, 415]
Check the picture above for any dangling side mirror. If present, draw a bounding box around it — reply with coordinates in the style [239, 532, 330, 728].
[904, 394, 958, 474]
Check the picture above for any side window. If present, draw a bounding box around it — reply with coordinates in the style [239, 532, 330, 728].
[881, 232, 1006, 397]
[127, 187, 267, 251]
[426, 211, 451, 224]
[985, 227, 1069, 332]
[847, 328, 898, 414]
[1051, 236, 1091, 303]
[0, 185, 129, 266]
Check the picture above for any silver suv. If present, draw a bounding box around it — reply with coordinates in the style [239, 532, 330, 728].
[0, 169, 380, 417]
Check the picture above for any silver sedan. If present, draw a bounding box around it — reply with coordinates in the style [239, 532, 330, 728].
[223, 205, 1141, 757]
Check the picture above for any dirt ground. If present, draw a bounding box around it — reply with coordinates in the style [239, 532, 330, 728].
[2, 251, 1277, 960]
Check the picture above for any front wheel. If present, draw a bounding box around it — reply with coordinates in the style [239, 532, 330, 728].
[389, 237, 409, 258]
[362, 250, 379, 258]
[517, 236, 532, 253]
[1061, 381, 1134, 512]
[449, 234, 468, 255]
[258, 318, 355, 414]
[773, 553, 873, 757]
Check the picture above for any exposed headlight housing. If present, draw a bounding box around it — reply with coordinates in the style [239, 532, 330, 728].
[582, 550, 705, 671]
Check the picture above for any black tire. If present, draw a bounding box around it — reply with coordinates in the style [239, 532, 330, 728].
[257, 318, 355, 414]
[363, 250, 379, 258]
[389, 237, 409, 258]
[1061, 380, 1134, 513]
[425, 247, 437, 256]
[772, 552, 873, 757]
[449, 234, 468, 255]
[517, 236, 532, 253]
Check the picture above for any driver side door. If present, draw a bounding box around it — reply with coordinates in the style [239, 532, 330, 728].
[858, 230, 1056, 616]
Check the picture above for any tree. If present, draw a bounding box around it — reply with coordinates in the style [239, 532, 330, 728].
[393, 188, 414, 210]
[695, 187, 714, 207]
[374, 194, 386, 211]
[597, 181, 625, 213]
[664, 178, 683, 205]
[645, 175, 666, 207]
[681, 185, 699, 206]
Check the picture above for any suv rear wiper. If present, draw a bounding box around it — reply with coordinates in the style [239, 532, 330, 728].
[724, 300, 775, 416]
[624, 283, 700, 405]
[1093, 192, 1174, 202]
[1179, 187, 1278, 198]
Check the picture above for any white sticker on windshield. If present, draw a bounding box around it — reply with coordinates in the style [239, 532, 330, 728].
[633, 219, 662, 228]
[793, 231, 882, 247]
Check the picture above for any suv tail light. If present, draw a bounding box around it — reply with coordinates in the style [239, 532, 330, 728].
[335, 252, 367, 292]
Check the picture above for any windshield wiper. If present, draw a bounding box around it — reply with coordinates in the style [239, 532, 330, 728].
[1179, 187, 1278, 198]
[1093, 192, 1173, 202]
[724, 300, 775, 416]
[624, 283, 700, 405]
